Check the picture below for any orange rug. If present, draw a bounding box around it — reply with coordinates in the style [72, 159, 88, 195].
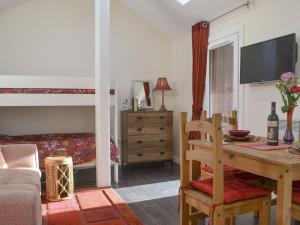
[42, 188, 144, 225]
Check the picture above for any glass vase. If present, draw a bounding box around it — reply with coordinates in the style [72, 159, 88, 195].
[283, 107, 294, 144]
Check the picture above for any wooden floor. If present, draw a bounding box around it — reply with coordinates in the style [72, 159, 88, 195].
[73, 162, 299, 225]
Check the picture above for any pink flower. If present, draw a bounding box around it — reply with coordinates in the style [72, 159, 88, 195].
[281, 72, 294, 81]
[291, 85, 300, 94]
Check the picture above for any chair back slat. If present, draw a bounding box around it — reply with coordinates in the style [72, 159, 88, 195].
[229, 110, 238, 130]
[202, 110, 238, 131]
[185, 120, 214, 137]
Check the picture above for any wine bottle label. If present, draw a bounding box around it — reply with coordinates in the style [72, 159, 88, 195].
[267, 125, 278, 142]
[267, 139, 278, 143]
[267, 121, 278, 127]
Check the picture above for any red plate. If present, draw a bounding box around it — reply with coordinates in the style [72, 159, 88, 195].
[229, 130, 250, 138]
[224, 134, 257, 142]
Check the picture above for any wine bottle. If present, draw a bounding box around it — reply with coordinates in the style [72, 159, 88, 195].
[267, 102, 279, 146]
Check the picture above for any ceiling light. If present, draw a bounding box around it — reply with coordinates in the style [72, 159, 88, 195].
[176, 0, 191, 5]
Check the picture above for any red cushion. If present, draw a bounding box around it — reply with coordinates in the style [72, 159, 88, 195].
[294, 181, 300, 189]
[293, 192, 300, 204]
[202, 165, 259, 180]
[189, 178, 272, 204]
[232, 171, 261, 180]
[292, 181, 300, 204]
[202, 165, 240, 174]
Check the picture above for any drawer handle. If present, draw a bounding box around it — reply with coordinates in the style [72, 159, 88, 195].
[160, 127, 165, 131]
[160, 139, 165, 143]
[137, 153, 143, 157]
[136, 116, 143, 120]
[137, 140, 143, 144]
[160, 152, 165, 155]
[160, 116, 165, 119]
[137, 128, 143, 131]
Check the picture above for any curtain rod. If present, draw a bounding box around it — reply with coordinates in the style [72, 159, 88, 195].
[209, 1, 250, 23]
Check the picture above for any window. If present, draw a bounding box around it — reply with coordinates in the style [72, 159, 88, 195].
[209, 44, 234, 116]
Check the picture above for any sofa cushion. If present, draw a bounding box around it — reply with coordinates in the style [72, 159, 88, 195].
[0, 144, 38, 169]
[0, 183, 39, 193]
[0, 169, 41, 191]
[0, 149, 7, 169]
[0, 191, 42, 225]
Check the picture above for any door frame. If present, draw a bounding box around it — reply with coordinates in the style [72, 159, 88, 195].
[205, 25, 245, 128]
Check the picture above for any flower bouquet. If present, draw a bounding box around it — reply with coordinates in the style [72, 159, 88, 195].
[276, 72, 300, 143]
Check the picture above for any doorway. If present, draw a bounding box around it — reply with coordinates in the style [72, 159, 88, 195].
[209, 43, 234, 116]
[205, 32, 244, 127]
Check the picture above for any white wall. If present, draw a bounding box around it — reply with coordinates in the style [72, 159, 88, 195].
[0, 0, 95, 76]
[171, 0, 300, 159]
[171, 33, 193, 162]
[0, 106, 95, 135]
[111, 0, 173, 111]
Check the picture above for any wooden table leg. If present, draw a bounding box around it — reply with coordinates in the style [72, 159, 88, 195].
[276, 167, 292, 225]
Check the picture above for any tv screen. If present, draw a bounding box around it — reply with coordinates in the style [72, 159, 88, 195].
[240, 33, 297, 84]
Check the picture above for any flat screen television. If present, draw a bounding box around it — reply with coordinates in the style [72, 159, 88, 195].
[240, 33, 298, 84]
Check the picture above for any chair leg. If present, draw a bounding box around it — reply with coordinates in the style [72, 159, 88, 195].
[259, 198, 271, 225]
[213, 207, 225, 225]
[225, 217, 235, 225]
[180, 194, 190, 225]
[189, 206, 198, 225]
[189, 217, 198, 225]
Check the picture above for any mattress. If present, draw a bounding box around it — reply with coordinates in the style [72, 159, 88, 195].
[0, 133, 120, 168]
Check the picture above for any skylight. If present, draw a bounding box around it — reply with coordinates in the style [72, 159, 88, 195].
[176, 0, 191, 5]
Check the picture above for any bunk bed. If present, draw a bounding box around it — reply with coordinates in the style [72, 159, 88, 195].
[0, 75, 120, 183]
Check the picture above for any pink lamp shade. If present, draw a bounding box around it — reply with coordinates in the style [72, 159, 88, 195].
[154, 77, 172, 91]
[154, 77, 171, 112]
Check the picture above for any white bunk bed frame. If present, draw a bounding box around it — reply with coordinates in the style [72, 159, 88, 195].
[0, 75, 119, 183]
[0, 75, 95, 106]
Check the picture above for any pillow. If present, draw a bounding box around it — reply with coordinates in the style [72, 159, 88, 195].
[0, 148, 7, 168]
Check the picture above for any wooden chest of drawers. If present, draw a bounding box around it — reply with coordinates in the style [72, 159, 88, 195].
[121, 111, 173, 164]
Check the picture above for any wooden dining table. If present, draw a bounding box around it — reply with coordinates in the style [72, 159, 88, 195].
[189, 138, 300, 225]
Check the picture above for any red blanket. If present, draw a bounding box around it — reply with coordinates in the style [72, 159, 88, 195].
[0, 133, 120, 168]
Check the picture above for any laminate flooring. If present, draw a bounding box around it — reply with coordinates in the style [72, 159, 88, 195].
[73, 162, 299, 225]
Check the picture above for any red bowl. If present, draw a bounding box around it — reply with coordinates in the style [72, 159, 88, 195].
[229, 130, 250, 138]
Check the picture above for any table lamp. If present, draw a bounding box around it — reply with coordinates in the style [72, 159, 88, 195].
[154, 77, 171, 112]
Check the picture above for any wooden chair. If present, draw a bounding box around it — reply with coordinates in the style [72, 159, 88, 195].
[201, 110, 238, 180]
[291, 122, 300, 221]
[201, 110, 238, 130]
[292, 185, 300, 222]
[179, 112, 272, 225]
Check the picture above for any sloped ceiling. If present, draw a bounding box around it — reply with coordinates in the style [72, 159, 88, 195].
[0, 0, 249, 38]
[118, 0, 248, 38]
[0, 0, 29, 12]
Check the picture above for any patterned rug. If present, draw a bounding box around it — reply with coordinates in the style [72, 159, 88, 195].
[42, 188, 144, 225]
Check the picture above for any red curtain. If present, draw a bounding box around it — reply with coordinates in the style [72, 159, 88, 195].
[189, 22, 209, 140]
[143, 82, 151, 106]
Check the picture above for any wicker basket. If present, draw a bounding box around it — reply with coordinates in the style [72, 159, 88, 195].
[45, 156, 74, 201]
